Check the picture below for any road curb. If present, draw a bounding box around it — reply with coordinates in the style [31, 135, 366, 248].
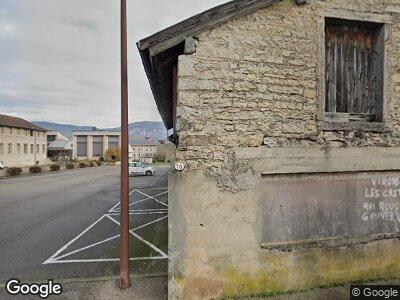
[0, 165, 117, 181]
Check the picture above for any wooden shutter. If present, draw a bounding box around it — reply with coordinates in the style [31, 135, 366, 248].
[325, 20, 383, 122]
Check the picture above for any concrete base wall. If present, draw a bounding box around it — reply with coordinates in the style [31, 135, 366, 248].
[169, 169, 400, 299]
[169, 146, 400, 299]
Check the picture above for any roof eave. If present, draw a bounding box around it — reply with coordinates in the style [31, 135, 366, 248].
[137, 0, 306, 132]
[137, 0, 284, 56]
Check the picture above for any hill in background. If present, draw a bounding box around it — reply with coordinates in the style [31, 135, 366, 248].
[34, 121, 167, 140]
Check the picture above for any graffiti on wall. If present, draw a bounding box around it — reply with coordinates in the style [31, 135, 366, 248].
[363, 176, 400, 223]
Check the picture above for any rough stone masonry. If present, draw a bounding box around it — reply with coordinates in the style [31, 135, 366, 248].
[163, 0, 400, 299]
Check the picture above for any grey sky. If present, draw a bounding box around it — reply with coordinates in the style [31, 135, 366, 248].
[0, 0, 229, 127]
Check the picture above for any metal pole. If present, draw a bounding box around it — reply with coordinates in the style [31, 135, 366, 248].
[120, 0, 130, 289]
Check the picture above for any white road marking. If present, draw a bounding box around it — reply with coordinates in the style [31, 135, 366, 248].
[107, 211, 167, 215]
[110, 190, 168, 212]
[43, 215, 107, 264]
[49, 214, 167, 262]
[44, 180, 169, 265]
[127, 191, 168, 207]
[135, 190, 168, 208]
[131, 215, 168, 232]
[52, 232, 120, 261]
[150, 168, 169, 187]
[45, 257, 166, 264]
[137, 187, 168, 191]
[106, 215, 168, 258]
[108, 201, 121, 212]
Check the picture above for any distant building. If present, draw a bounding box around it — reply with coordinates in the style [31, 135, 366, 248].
[0, 114, 48, 167]
[129, 137, 159, 164]
[72, 131, 121, 160]
[46, 131, 68, 145]
[157, 140, 175, 162]
[48, 140, 73, 161]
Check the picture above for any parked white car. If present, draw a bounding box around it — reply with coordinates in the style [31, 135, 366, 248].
[0, 161, 4, 170]
[129, 162, 155, 176]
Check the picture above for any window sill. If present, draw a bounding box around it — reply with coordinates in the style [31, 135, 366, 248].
[322, 121, 390, 132]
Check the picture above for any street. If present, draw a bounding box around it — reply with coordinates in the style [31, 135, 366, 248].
[0, 165, 169, 285]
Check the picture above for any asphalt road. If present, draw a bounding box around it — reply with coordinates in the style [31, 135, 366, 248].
[0, 165, 170, 285]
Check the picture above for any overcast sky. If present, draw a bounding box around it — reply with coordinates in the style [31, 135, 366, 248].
[0, 0, 229, 127]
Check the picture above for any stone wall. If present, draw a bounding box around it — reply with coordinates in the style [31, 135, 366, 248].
[0, 126, 48, 167]
[176, 0, 400, 186]
[157, 143, 176, 162]
[170, 0, 400, 299]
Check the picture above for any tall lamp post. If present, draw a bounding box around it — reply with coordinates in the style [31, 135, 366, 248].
[120, 0, 130, 289]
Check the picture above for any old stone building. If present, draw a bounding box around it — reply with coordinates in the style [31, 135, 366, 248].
[0, 114, 48, 167]
[138, 0, 400, 298]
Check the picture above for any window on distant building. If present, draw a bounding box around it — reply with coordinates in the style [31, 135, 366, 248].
[8, 143, 12, 153]
[24, 144, 28, 154]
[108, 136, 119, 149]
[77, 136, 88, 156]
[92, 136, 103, 156]
[325, 18, 385, 122]
[17, 143, 20, 153]
[0, 143, 3, 154]
[30, 144, 33, 153]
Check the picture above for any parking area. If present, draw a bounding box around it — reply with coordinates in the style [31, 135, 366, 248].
[0, 165, 170, 284]
[44, 184, 168, 269]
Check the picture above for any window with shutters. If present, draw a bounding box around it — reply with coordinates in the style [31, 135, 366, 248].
[324, 18, 385, 123]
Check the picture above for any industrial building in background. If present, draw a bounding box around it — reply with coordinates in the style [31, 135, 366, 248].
[0, 113, 48, 167]
[72, 130, 121, 160]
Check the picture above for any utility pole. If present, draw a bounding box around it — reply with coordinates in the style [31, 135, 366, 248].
[120, 0, 130, 289]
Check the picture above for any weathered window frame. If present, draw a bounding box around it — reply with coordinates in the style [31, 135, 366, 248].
[317, 10, 391, 132]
